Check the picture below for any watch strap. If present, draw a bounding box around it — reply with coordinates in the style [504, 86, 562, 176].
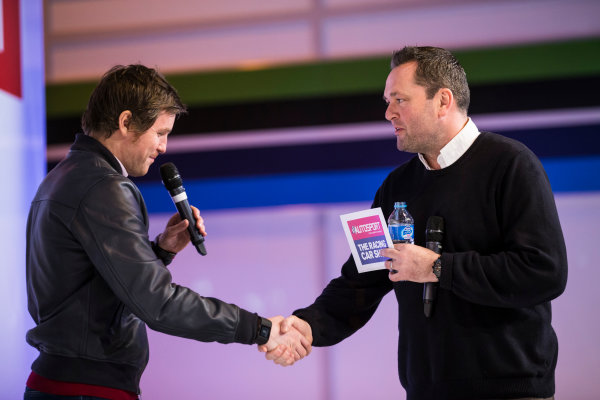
[255, 317, 272, 345]
[432, 257, 442, 280]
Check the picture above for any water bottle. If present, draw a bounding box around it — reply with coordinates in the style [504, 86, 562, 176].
[388, 201, 414, 244]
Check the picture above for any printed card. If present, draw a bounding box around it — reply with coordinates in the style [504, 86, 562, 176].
[340, 207, 394, 273]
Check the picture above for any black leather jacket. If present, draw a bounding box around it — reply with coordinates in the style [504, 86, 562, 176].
[26, 134, 261, 393]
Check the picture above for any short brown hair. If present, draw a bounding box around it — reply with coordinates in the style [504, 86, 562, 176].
[391, 46, 470, 113]
[81, 64, 187, 138]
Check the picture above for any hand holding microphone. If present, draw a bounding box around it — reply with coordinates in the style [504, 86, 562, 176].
[380, 215, 443, 317]
[160, 162, 207, 256]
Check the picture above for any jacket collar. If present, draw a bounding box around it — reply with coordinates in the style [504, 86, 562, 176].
[70, 133, 124, 175]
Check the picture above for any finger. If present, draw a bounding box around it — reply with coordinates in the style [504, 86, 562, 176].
[294, 347, 305, 360]
[282, 329, 308, 360]
[167, 218, 189, 233]
[166, 212, 183, 226]
[274, 350, 294, 366]
[286, 351, 297, 366]
[190, 206, 207, 235]
[384, 259, 393, 270]
[257, 344, 268, 353]
[299, 335, 312, 355]
[265, 345, 285, 361]
[280, 317, 294, 334]
[385, 258, 398, 275]
[291, 339, 307, 359]
[388, 268, 402, 281]
[290, 317, 312, 341]
[282, 351, 295, 367]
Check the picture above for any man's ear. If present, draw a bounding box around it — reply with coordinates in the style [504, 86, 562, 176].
[437, 88, 453, 118]
[117, 110, 133, 135]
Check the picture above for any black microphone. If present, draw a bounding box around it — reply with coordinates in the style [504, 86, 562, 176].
[423, 216, 443, 318]
[160, 162, 207, 256]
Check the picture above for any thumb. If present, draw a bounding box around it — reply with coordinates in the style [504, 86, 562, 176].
[171, 218, 189, 233]
[290, 316, 312, 341]
[281, 316, 298, 334]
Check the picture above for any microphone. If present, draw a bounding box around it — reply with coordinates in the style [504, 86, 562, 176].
[160, 162, 207, 256]
[423, 216, 443, 318]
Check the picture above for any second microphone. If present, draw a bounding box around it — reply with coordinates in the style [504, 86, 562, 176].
[423, 216, 443, 317]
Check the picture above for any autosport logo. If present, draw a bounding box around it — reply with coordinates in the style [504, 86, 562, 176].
[350, 221, 382, 235]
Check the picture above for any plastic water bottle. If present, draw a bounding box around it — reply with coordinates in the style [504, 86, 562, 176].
[388, 201, 414, 244]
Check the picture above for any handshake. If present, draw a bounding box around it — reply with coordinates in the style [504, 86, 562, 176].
[259, 316, 313, 366]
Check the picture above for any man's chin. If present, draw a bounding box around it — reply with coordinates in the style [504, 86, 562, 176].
[396, 143, 416, 154]
[128, 168, 149, 178]
[396, 140, 408, 152]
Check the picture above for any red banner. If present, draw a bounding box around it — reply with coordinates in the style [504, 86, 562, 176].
[0, 0, 21, 98]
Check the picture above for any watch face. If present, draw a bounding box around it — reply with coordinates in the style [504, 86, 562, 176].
[259, 325, 271, 338]
[433, 258, 442, 279]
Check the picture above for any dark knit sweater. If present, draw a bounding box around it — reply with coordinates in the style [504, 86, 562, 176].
[295, 132, 568, 399]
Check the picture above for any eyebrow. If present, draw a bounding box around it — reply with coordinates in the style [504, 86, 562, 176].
[154, 128, 172, 135]
[383, 91, 401, 101]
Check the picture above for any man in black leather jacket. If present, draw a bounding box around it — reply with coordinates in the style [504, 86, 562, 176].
[25, 64, 311, 399]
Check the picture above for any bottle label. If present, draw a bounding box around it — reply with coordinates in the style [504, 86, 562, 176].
[389, 224, 414, 243]
[400, 225, 414, 240]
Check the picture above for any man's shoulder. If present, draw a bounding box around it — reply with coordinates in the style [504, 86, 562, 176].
[476, 131, 531, 155]
[36, 153, 127, 205]
[468, 132, 544, 177]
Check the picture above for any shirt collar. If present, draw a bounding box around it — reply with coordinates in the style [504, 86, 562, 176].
[418, 117, 480, 170]
[114, 156, 128, 177]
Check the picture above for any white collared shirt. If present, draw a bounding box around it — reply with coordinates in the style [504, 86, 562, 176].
[418, 117, 480, 170]
[115, 157, 128, 177]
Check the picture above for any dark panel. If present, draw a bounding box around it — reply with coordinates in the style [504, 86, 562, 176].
[45, 123, 592, 183]
[47, 75, 600, 145]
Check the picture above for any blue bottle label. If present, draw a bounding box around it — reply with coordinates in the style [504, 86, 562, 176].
[389, 224, 414, 243]
[400, 225, 414, 240]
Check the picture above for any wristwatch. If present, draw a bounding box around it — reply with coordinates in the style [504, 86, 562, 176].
[432, 257, 442, 281]
[255, 317, 272, 345]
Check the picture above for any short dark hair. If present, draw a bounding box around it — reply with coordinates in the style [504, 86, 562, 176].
[81, 64, 187, 138]
[391, 46, 470, 113]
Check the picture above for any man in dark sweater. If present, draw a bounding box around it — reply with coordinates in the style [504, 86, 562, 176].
[262, 46, 567, 399]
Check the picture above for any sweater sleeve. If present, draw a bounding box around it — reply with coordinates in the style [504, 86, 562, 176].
[294, 256, 393, 346]
[72, 176, 260, 345]
[441, 147, 568, 308]
[294, 185, 393, 346]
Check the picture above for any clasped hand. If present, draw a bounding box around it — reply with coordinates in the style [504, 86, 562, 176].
[258, 316, 313, 366]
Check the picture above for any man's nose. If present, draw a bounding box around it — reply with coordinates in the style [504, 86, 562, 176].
[385, 103, 395, 121]
[158, 137, 167, 154]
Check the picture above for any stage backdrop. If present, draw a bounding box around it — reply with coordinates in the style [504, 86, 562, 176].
[0, 0, 45, 398]
[139, 193, 600, 400]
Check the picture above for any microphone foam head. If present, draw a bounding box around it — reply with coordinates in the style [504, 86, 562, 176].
[426, 216, 444, 242]
[160, 162, 182, 191]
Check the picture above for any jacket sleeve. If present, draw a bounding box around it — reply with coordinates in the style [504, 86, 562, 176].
[71, 175, 259, 345]
[440, 147, 568, 308]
